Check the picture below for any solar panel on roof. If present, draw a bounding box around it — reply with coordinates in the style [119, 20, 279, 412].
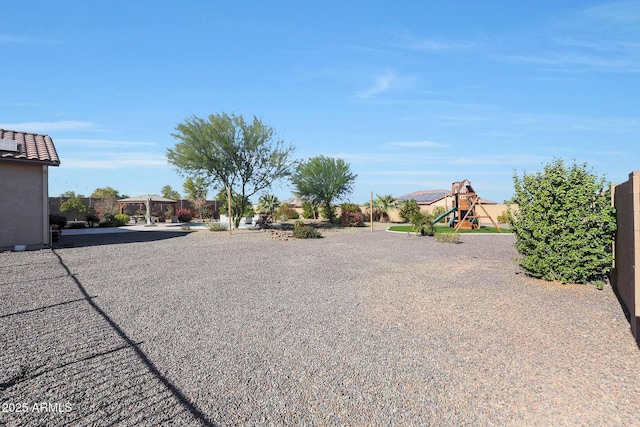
[398, 190, 449, 203]
[0, 139, 18, 152]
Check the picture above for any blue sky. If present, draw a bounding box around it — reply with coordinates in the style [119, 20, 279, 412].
[2, 1, 639, 204]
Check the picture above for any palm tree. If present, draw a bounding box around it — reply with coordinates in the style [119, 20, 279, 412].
[374, 194, 396, 222]
[257, 194, 281, 217]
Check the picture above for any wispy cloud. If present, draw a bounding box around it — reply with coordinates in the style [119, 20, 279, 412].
[361, 170, 457, 176]
[386, 141, 448, 148]
[496, 2, 640, 74]
[389, 33, 478, 53]
[56, 138, 157, 147]
[0, 121, 96, 132]
[325, 151, 447, 164]
[448, 153, 548, 166]
[580, 1, 640, 26]
[496, 52, 640, 73]
[436, 111, 640, 133]
[62, 153, 168, 169]
[0, 33, 28, 43]
[357, 71, 398, 98]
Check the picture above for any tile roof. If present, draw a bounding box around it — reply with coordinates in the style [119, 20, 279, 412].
[0, 128, 60, 166]
[397, 189, 451, 204]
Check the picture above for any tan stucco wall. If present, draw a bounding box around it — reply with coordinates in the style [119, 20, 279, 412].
[386, 200, 516, 226]
[0, 163, 48, 250]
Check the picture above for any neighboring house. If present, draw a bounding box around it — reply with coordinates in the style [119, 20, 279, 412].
[0, 129, 60, 251]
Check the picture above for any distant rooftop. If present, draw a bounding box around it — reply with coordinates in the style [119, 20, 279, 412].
[397, 188, 499, 205]
[0, 129, 60, 166]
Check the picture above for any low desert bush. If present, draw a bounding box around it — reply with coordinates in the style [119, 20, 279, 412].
[435, 233, 460, 244]
[207, 223, 228, 232]
[176, 209, 193, 223]
[113, 214, 130, 226]
[339, 203, 364, 227]
[292, 220, 322, 239]
[274, 205, 300, 221]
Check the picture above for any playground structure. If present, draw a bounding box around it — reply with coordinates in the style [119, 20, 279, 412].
[431, 179, 502, 233]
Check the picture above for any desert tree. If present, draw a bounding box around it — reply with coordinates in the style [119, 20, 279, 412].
[167, 113, 295, 227]
[290, 156, 356, 223]
[160, 185, 181, 201]
[59, 197, 90, 221]
[91, 186, 122, 199]
[182, 177, 208, 200]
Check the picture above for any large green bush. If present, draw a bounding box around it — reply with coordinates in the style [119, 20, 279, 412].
[511, 159, 616, 284]
[113, 214, 130, 226]
[398, 199, 420, 222]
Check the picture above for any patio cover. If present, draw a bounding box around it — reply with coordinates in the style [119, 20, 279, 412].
[118, 194, 177, 226]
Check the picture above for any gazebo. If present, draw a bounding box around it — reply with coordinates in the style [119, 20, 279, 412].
[118, 194, 178, 226]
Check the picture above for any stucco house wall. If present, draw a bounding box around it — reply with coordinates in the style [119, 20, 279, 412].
[0, 163, 49, 250]
[0, 129, 60, 251]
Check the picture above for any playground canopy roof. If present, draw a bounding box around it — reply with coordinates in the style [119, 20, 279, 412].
[118, 195, 177, 204]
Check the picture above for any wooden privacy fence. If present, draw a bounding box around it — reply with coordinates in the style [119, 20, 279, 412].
[612, 171, 640, 344]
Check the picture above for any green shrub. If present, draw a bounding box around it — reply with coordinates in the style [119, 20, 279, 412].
[98, 220, 116, 227]
[68, 222, 86, 229]
[274, 205, 300, 221]
[301, 200, 319, 219]
[398, 199, 420, 223]
[292, 220, 322, 238]
[85, 213, 99, 228]
[113, 214, 130, 226]
[49, 214, 67, 229]
[435, 233, 460, 244]
[410, 212, 435, 236]
[319, 204, 335, 221]
[431, 206, 449, 223]
[339, 203, 364, 227]
[496, 210, 510, 224]
[59, 197, 89, 221]
[511, 159, 616, 284]
[207, 223, 228, 232]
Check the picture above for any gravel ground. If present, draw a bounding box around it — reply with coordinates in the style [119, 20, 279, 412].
[1, 225, 640, 426]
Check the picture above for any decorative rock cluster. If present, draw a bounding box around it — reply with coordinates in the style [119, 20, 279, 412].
[267, 229, 291, 241]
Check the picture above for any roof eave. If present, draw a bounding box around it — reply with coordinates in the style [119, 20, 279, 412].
[0, 157, 60, 167]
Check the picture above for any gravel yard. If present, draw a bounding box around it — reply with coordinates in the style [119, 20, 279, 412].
[2, 225, 640, 426]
